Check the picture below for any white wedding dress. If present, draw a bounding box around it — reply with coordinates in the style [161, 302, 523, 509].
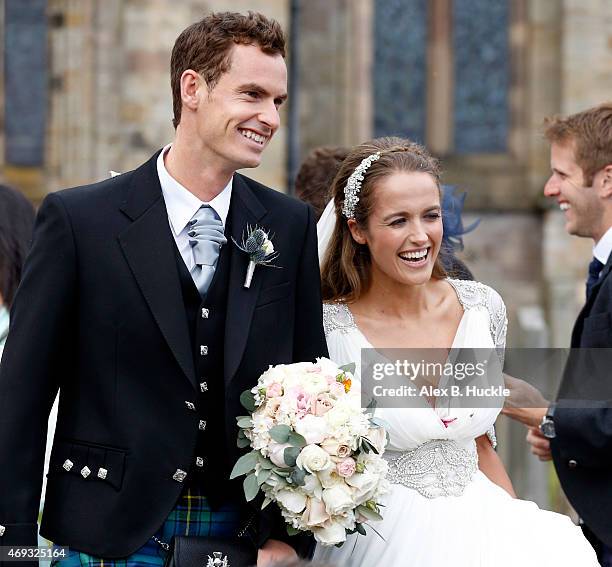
[314, 279, 598, 566]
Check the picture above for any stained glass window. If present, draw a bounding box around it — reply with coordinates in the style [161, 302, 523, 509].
[373, 0, 428, 143]
[452, 0, 509, 153]
[4, 0, 48, 166]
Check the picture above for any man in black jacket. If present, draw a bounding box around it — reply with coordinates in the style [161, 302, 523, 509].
[525, 103, 612, 564]
[0, 11, 327, 567]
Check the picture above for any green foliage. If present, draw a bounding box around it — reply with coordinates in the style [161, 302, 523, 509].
[289, 467, 306, 486]
[243, 473, 259, 501]
[356, 504, 383, 522]
[230, 451, 258, 479]
[236, 416, 252, 428]
[283, 446, 301, 468]
[269, 424, 291, 443]
[257, 469, 272, 486]
[339, 362, 356, 375]
[287, 431, 307, 448]
[240, 390, 256, 412]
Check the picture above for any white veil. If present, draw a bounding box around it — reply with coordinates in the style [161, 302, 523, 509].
[316, 198, 337, 264]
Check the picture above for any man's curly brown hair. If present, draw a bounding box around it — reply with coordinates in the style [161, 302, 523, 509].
[170, 11, 286, 128]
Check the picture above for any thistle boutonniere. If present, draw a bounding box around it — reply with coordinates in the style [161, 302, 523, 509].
[232, 225, 280, 288]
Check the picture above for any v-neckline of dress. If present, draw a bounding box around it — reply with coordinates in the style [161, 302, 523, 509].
[344, 278, 469, 352]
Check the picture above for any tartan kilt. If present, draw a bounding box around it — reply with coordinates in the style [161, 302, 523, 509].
[50, 483, 243, 567]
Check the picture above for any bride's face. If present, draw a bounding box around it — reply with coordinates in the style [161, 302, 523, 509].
[349, 171, 443, 288]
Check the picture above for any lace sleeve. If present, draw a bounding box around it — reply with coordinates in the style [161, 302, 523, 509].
[486, 287, 507, 450]
[322, 302, 356, 338]
[487, 287, 507, 361]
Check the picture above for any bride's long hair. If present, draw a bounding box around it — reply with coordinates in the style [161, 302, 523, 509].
[321, 136, 447, 303]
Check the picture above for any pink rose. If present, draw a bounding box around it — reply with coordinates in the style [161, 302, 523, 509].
[314, 393, 334, 417]
[321, 438, 351, 457]
[336, 457, 357, 478]
[266, 382, 283, 398]
[296, 391, 312, 417]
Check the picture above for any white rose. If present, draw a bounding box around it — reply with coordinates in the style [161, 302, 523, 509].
[325, 404, 353, 428]
[345, 471, 378, 502]
[365, 426, 388, 455]
[314, 521, 347, 546]
[268, 442, 292, 468]
[317, 466, 345, 489]
[336, 509, 356, 530]
[296, 444, 332, 473]
[301, 497, 330, 527]
[301, 373, 330, 395]
[276, 488, 307, 514]
[302, 472, 323, 499]
[316, 357, 342, 377]
[322, 484, 354, 516]
[294, 414, 328, 445]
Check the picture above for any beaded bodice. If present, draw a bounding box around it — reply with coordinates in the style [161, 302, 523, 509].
[385, 440, 478, 498]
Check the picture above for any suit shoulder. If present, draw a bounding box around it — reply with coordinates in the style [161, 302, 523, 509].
[49, 170, 134, 211]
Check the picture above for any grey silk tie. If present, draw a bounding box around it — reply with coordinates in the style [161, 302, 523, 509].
[188, 205, 227, 295]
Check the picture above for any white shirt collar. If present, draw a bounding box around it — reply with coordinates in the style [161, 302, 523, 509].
[157, 144, 232, 236]
[593, 226, 612, 265]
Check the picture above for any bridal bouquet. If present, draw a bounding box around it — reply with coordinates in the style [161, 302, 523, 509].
[231, 358, 389, 546]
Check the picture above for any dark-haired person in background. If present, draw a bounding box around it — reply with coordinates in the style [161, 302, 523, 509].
[294, 146, 350, 222]
[0, 183, 35, 357]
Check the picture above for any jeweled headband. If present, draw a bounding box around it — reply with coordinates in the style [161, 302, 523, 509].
[341, 151, 381, 219]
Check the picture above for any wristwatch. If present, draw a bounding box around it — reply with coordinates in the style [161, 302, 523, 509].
[539, 403, 556, 439]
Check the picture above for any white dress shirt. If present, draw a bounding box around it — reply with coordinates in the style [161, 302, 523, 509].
[157, 144, 232, 273]
[593, 226, 612, 266]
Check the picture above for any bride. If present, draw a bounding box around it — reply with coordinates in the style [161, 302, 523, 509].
[313, 137, 597, 566]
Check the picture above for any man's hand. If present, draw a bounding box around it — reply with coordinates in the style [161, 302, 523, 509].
[257, 539, 298, 567]
[501, 374, 549, 427]
[526, 426, 552, 461]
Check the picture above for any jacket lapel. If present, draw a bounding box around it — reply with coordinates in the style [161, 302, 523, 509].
[224, 174, 267, 383]
[118, 152, 197, 389]
[571, 253, 612, 346]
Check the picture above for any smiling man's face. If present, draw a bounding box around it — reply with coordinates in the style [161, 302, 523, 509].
[544, 139, 604, 239]
[193, 43, 287, 174]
